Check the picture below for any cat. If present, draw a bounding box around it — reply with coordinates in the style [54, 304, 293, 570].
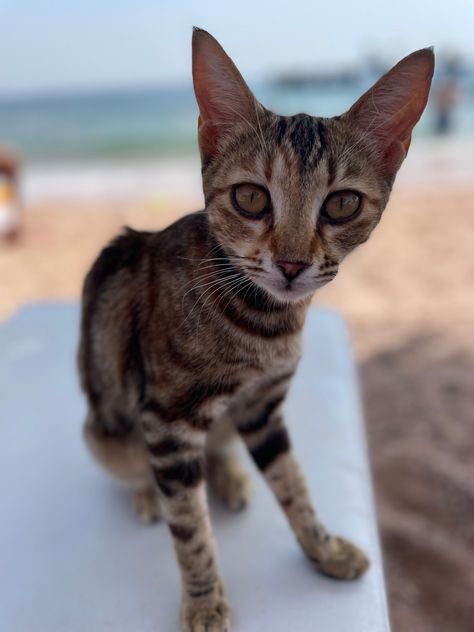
[78, 27, 434, 632]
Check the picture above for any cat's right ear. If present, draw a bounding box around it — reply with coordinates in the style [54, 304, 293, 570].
[192, 28, 258, 161]
[344, 48, 434, 173]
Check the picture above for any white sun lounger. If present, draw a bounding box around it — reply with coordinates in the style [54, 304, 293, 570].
[0, 302, 390, 632]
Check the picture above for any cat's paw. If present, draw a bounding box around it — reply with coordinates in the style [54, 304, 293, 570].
[182, 598, 231, 632]
[132, 488, 161, 524]
[313, 536, 369, 580]
[208, 457, 252, 512]
[216, 467, 252, 512]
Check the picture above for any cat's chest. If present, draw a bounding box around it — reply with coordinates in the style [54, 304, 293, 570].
[220, 322, 303, 371]
[204, 356, 300, 425]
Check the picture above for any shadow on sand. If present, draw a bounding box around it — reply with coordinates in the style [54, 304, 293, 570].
[359, 332, 474, 632]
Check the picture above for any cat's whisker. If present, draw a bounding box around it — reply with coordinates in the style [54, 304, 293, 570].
[192, 262, 239, 274]
[240, 276, 255, 306]
[179, 266, 235, 291]
[186, 272, 242, 297]
[180, 273, 227, 300]
[181, 276, 235, 322]
[243, 269, 265, 280]
[178, 238, 238, 265]
[222, 278, 256, 315]
[179, 257, 255, 296]
[194, 274, 252, 332]
[178, 256, 244, 263]
[193, 259, 244, 274]
[181, 272, 243, 320]
[181, 275, 234, 309]
[183, 271, 248, 325]
[242, 264, 265, 274]
[178, 256, 248, 291]
[254, 103, 269, 157]
[200, 276, 255, 331]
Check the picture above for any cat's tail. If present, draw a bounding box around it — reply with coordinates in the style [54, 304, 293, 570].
[83, 411, 151, 488]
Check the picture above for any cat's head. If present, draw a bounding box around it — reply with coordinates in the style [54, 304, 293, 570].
[192, 28, 434, 303]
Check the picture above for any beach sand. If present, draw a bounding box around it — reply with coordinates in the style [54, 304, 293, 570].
[1, 141, 473, 631]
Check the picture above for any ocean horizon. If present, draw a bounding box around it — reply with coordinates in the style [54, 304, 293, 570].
[1, 78, 473, 165]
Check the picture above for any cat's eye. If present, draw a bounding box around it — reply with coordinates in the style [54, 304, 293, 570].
[322, 190, 361, 223]
[232, 183, 270, 216]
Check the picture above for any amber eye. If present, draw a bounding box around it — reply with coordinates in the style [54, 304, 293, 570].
[233, 183, 270, 216]
[322, 190, 361, 223]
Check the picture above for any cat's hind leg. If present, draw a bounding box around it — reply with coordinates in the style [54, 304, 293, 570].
[131, 486, 162, 524]
[206, 418, 252, 512]
[83, 411, 161, 523]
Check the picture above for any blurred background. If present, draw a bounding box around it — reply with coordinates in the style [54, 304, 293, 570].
[0, 2, 473, 630]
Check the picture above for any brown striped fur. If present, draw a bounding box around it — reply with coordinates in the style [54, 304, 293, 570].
[78, 29, 434, 631]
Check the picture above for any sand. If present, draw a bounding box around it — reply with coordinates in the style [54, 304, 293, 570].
[1, 147, 473, 631]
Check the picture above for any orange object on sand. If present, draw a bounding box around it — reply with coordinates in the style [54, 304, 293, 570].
[0, 150, 20, 238]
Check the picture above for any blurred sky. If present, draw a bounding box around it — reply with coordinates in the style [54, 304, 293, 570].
[1, 0, 473, 95]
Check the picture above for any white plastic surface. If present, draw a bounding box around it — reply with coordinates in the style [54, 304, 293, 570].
[0, 302, 390, 632]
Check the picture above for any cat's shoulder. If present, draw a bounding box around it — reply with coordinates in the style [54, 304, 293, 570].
[157, 210, 209, 243]
[84, 226, 151, 291]
[83, 211, 209, 296]
[153, 210, 213, 260]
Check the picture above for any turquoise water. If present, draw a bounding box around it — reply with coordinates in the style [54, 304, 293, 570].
[0, 82, 473, 163]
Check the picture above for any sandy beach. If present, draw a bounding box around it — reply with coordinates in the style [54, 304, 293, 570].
[1, 138, 473, 631]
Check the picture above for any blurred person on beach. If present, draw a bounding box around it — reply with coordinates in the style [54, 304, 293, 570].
[434, 54, 461, 134]
[0, 148, 21, 239]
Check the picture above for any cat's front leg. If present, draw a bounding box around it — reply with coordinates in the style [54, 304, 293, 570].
[235, 392, 369, 580]
[140, 407, 230, 632]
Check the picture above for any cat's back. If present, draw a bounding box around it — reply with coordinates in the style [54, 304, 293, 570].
[80, 210, 209, 330]
[78, 212, 210, 402]
[78, 226, 151, 400]
[80, 225, 152, 335]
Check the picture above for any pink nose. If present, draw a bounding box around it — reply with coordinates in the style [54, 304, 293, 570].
[277, 260, 310, 282]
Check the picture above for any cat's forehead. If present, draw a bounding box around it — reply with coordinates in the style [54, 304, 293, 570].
[227, 112, 364, 174]
[268, 112, 367, 178]
[214, 111, 382, 197]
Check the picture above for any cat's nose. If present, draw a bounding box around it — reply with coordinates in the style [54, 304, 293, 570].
[277, 260, 310, 282]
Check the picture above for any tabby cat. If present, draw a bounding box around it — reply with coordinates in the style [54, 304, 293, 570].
[78, 28, 434, 632]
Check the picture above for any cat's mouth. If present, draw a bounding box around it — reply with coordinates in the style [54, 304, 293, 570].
[240, 261, 338, 303]
[247, 274, 333, 303]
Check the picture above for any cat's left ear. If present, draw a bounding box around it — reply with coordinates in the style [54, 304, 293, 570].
[345, 48, 434, 171]
[192, 28, 259, 161]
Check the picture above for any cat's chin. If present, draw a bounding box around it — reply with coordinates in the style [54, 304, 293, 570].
[252, 279, 315, 305]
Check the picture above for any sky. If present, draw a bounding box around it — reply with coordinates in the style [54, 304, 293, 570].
[0, 0, 473, 95]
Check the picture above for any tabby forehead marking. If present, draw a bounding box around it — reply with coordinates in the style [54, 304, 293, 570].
[268, 150, 290, 224]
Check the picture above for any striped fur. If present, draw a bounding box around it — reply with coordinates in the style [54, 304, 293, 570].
[78, 29, 433, 632]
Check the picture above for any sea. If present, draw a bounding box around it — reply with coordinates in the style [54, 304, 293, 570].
[0, 80, 472, 201]
[1, 81, 473, 163]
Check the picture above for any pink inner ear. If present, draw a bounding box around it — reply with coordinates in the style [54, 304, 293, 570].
[401, 136, 412, 153]
[383, 139, 409, 175]
[347, 48, 434, 149]
[198, 120, 222, 163]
